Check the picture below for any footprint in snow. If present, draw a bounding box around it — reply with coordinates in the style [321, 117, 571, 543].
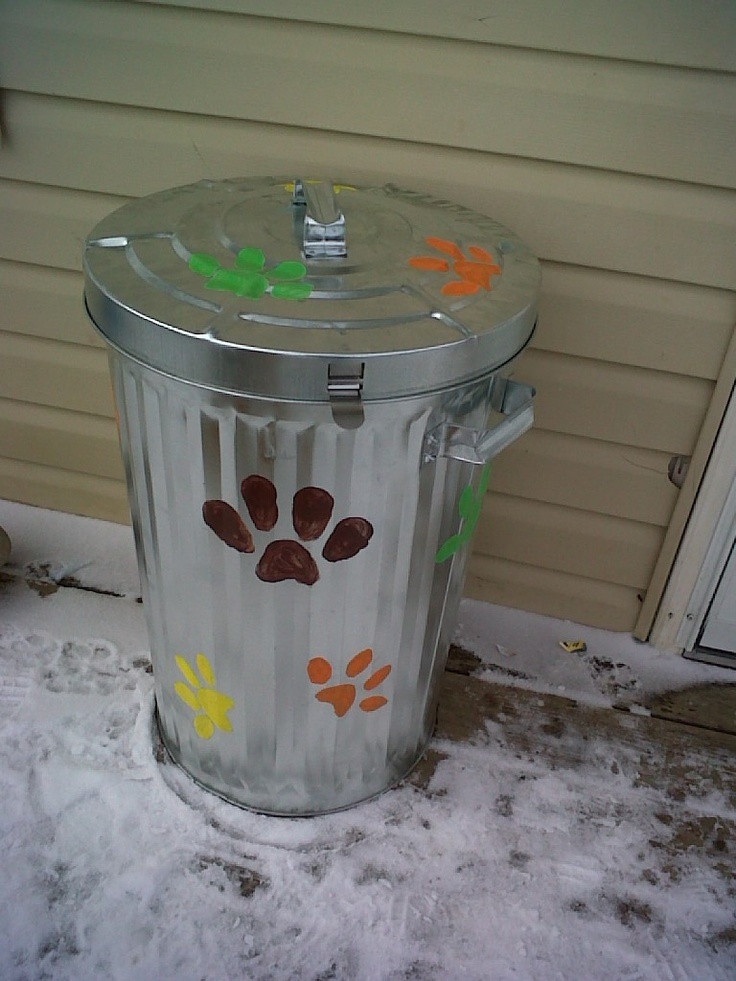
[43, 640, 139, 695]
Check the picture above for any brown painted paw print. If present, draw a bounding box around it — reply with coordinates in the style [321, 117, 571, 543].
[307, 648, 391, 717]
[202, 475, 373, 585]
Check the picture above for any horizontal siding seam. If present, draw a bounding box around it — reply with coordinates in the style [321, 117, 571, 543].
[539, 258, 736, 297]
[0, 452, 124, 484]
[0, 329, 108, 358]
[472, 550, 657, 592]
[0, 450, 122, 484]
[2, 133, 657, 195]
[1, 172, 134, 203]
[107, 3, 736, 75]
[468, 551, 646, 593]
[482, 489, 668, 535]
[519, 346, 720, 387]
[2, 88, 734, 191]
[0, 394, 113, 424]
[468, 550, 650, 596]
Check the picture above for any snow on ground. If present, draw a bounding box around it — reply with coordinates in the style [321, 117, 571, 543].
[0, 500, 734, 980]
[455, 598, 736, 709]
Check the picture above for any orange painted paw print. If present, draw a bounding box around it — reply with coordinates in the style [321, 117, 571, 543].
[409, 236, 501, 295]
[307, 648, 392, 718]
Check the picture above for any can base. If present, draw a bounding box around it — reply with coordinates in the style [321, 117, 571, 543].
[154, 702, 431, 818]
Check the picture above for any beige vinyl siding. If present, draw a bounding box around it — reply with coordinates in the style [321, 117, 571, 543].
[0, 399, 122, 482]
[135, 0, 736, 71]
[0, 458, 129, 525]
[1, 0, 734, 631]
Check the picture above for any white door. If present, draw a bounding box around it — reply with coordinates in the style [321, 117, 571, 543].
[698, 539, 736, 654]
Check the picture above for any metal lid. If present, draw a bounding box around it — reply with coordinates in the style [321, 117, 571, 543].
[83, 177, 540, 403]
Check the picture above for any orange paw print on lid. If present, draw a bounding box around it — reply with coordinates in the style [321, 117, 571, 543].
[307, 648, 392, 717]
[409, 236, 501, 295]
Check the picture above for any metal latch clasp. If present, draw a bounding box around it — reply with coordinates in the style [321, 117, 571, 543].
[328, 361, 365, 429]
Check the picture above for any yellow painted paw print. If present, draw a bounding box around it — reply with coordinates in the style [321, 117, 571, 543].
[174, 653, 235, 739]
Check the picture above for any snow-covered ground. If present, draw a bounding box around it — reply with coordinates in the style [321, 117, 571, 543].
[1, 500, 734, 980]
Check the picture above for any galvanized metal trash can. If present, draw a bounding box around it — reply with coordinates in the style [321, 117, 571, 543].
[83, 177, 540, 815]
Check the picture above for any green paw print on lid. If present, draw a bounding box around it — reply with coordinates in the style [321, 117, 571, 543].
[188, 247, 313, 299]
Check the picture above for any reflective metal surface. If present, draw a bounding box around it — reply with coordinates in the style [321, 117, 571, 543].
[84, 177, 540, 402]
[112, 356, 504, 813]
[86, 176, 540, 813]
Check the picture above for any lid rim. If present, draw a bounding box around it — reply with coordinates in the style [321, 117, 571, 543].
[83, 177, 540, 401]
[90, 309, 536, 404]
[85, 289, 537, 402]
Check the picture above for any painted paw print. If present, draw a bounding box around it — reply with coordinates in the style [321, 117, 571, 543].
[435, 462, 491, 563]
[203, 476, 374, 585]
[188, 246, 313, 299]
[307, 648, 391, 717]
[174, 653, 235, 739]
[409, 236, 501, 295]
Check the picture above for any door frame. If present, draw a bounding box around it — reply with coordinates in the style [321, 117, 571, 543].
[645, 375, 736, 652]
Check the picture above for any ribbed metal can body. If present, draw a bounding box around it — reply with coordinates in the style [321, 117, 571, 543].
[111, 351, 493, 814]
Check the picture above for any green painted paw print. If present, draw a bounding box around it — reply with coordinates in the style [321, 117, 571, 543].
[188, 247, 313, 299]
[174, 652, 235, 739]
[435, 462, 491, 563]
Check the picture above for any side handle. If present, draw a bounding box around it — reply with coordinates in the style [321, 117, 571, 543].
[424, 377, 535, 465]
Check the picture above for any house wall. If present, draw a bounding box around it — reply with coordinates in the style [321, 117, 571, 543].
[1, 0, 734, 631]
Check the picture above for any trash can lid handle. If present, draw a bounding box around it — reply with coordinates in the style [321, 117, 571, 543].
[293, 179, 348, 259]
